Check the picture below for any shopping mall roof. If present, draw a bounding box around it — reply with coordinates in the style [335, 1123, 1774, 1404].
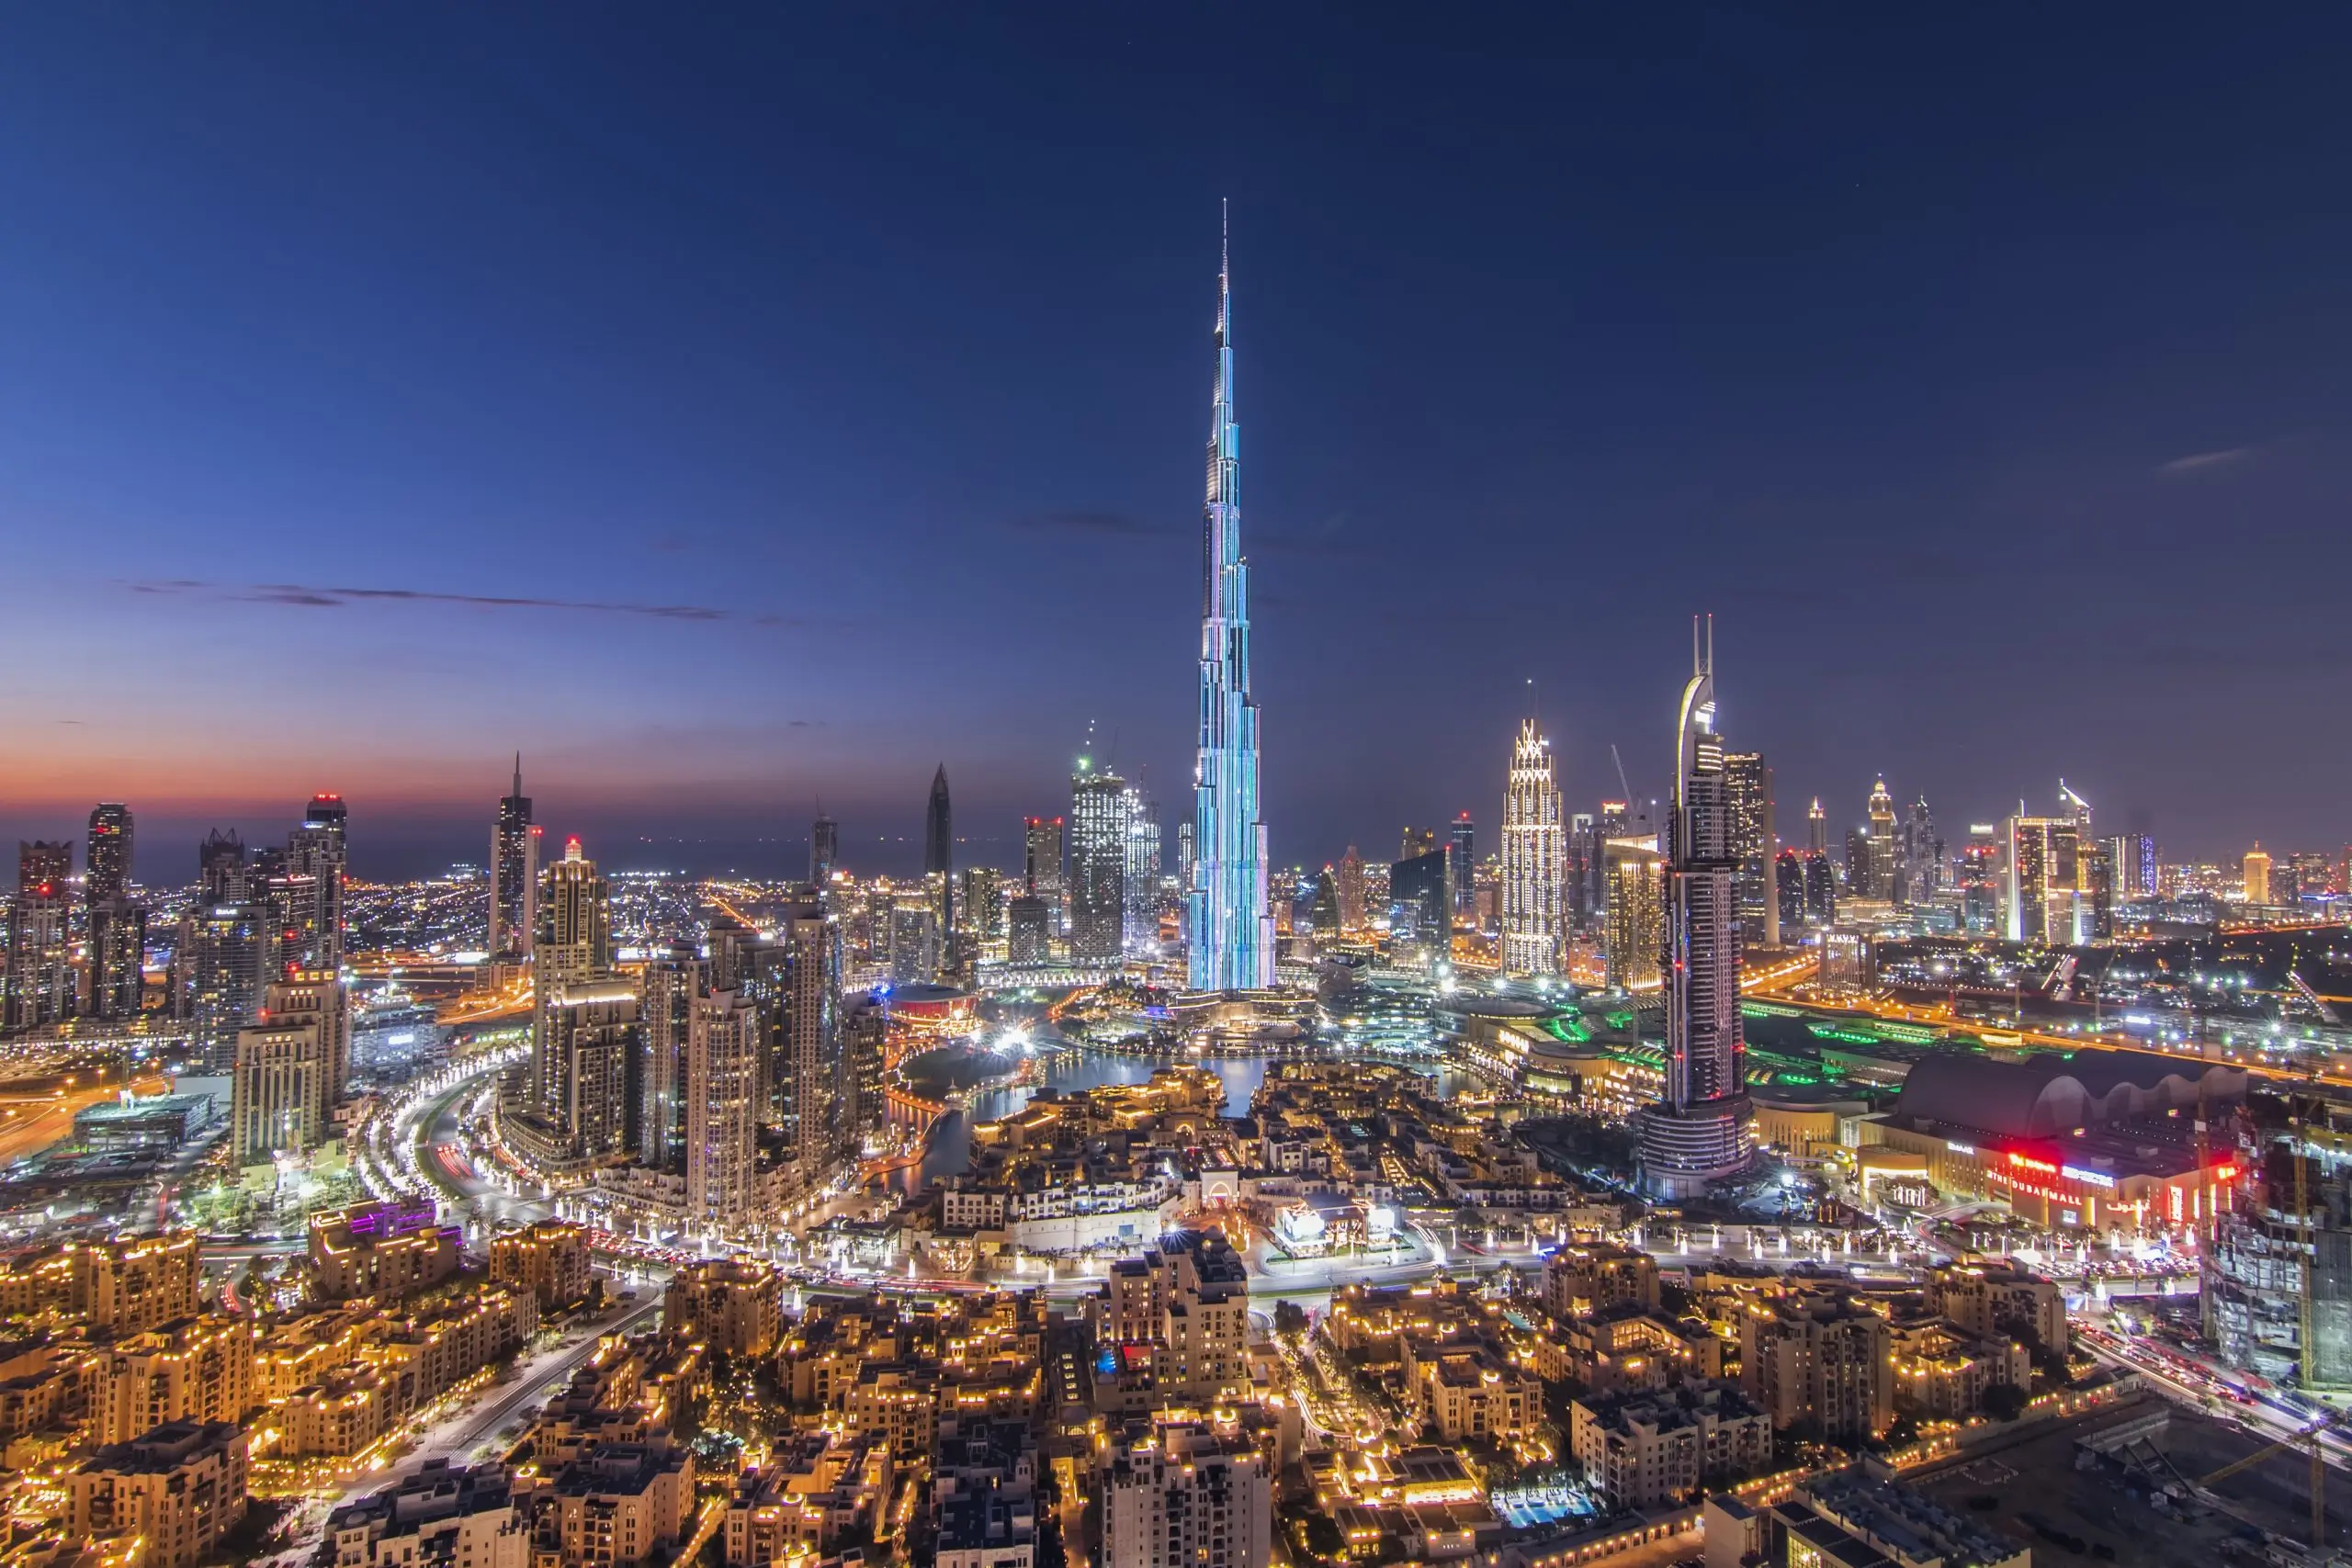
[1892, 1047, 2246, 1139]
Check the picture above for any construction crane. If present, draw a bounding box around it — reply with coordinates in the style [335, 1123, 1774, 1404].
[2198, 1404, 2349, 1488]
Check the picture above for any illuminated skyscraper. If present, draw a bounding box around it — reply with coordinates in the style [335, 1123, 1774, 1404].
[2004, 810, 2086, 945]
[1335, 846, 1366, 935]
[1186, 214, 1273, 993]
[924, 764, 954, 933]
[1449, 814, 1477, 919]
[1634, 623, 1754, 1200]
[774, 894, 846, 1190]
[1723, 750, 1776, 947]
[85, 804, 133, 903]
[1900, 795, 1942, 908]
[686, 988, 760, 1232]
[1603, 840, 1664, 988]
[534, 838, 630, 1154]
[85, 804, 142, 1021]
[1500, 719, 1564, 976]
[810, 808, 839, 888]
[638, 942, 701, 1168]
[288, 794, 347, 971]
[1866, 778, 1897, 901]
[1123, 789, 1162, 950]
[2244, 844, 2272, 906]
[2106, 833, 2156, 901]
[1071, 756, 1130, 962]
[488, 758, 537, 964]
[1807, 797, 1828, 858]
[1024, 816, 1066, 924]
[4, 842, 73, 1031]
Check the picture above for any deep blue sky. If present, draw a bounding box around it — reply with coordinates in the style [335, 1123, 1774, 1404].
[3, 7, 2348, 881]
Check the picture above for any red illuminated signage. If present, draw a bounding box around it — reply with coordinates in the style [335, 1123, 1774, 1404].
[2007, 1150, 2058, 1175]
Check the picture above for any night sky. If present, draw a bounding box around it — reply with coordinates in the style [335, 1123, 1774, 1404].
[4, 8, 2348, 881]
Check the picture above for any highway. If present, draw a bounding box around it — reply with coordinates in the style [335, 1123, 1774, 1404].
[2076, 1321, 2352, 1470]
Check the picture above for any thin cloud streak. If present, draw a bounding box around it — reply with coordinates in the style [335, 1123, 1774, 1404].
[2157, 446, 2252, 476]
[130, 578, 750, 624]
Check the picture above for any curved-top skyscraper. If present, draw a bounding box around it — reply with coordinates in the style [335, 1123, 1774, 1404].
[1634, 621, 1755, 1199]
[1187, 212, 1274, 993]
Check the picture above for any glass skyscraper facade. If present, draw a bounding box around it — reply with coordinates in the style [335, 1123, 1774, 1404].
[1187, 216, 1273, 992]
[1634, 626, 1755, 1199]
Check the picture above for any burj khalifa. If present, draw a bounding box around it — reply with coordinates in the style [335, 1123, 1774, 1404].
[1187, 211, 1275, 993]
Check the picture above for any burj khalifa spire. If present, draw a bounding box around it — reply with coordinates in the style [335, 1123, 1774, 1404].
[1187, 207, 1274, 992]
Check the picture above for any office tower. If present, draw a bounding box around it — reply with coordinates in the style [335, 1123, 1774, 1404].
[181, 900, 265, 1069]
[1398, 826, 1439, 862]
[87, 897, 145, 1021]
[2103, 833, 2156, 902]
[80, 805, 143, 1021]
[1388, 850, 1451, 949]
[537, 977, 640, 1159]
[257, 859, 322, 990]
[1306, 870, 1341, 937]
[884, 893, 940, 984]
[1842, 827, 1870, 894]
[488, 758, 537, 964]
[1865, 778, 1897, 901]
[1174, 820, 1195, 902]
[1634, 626, 1754, 1200]
[638, 943, 701, 1168]
[1802, 853, 1837, 927]
[198, 829, 246, 902]
[1071, 759, 1131, 962]
[231, 972, 346, 1166]
[1023, 815, 1066, 921]
[537, 839, 611, 988]
[2283, 851, 2333, 907]
[845, 998, 887, 1148]
[1723, 750, 1776, 947]
[960, 866, 1004, 942]
[686, 989, 761, 1231]
[2060, 780, 2093, 835]
[2244, 844, 2272, 906]
[2080, 837, 2115, 941]
[810, 808, 840, 888]
[2004, 809, 2086, 945]
[1335, 846, 1366, 934]
[4, 845, 73, 1032]
[925, 764, 954, 934]
[1186, 217, 1274, 994]
[1500, 718, 1565, 976]
[17, 841, 69, 897]
[1008, 895, 1051, 964]
[1901, 795, 1942, 908]
[288, 795, 347, 970]
[533, 839, 616, 1141]
[1775, 849, 1805, 931]
[1123, 790, 1162, 950]
[1449, 813, 1476, 917]
[85, 804, 133, 903]
[1102, 1419, 1272, 1568]
[1603, 840, 1664, 987]
[1807, 797, 1828, 858]
[772, 895, 844, 1190]
[1566, 815, 1595, 927]
[1958, 826, 2000, 933]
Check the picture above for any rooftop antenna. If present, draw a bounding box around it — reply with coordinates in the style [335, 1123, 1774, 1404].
[1704, 613, 1714, 674]
[1691, 616, 1702, 676]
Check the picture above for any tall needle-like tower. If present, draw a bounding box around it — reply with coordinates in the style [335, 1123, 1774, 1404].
[1188, 207, 1274, 992]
